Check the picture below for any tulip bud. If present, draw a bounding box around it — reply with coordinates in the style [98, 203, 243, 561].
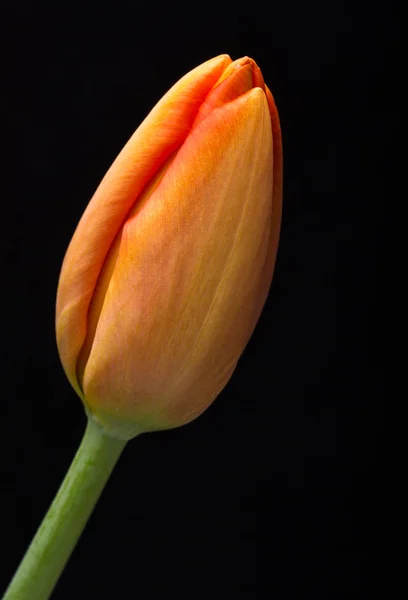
[56, 54, 283, 439]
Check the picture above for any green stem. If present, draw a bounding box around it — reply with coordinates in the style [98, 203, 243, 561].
[3, 418, 127, 600]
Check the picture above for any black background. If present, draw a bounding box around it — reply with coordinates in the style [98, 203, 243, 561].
[1, 1, 393, 598]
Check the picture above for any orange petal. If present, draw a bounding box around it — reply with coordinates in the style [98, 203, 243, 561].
[193, 63, 253, 127]
[255, 84, 283, 307]
[82, 88, 274, 437]
[56, 54, 232, 396]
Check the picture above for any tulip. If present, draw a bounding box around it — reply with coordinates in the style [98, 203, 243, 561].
[56, 54, 283, 440]
[4, 55, 282, 600]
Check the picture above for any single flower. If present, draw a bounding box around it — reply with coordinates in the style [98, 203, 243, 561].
[56, 54, 283, 439]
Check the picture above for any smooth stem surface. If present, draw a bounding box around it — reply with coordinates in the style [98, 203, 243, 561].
[3, 418, 127, 600]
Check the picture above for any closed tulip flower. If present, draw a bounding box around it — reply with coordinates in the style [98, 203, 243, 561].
[5, 55, 282, 600]
[56, 54, 283, 440]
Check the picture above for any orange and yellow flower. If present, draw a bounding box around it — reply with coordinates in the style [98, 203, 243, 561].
[56, 55, 282, 439]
